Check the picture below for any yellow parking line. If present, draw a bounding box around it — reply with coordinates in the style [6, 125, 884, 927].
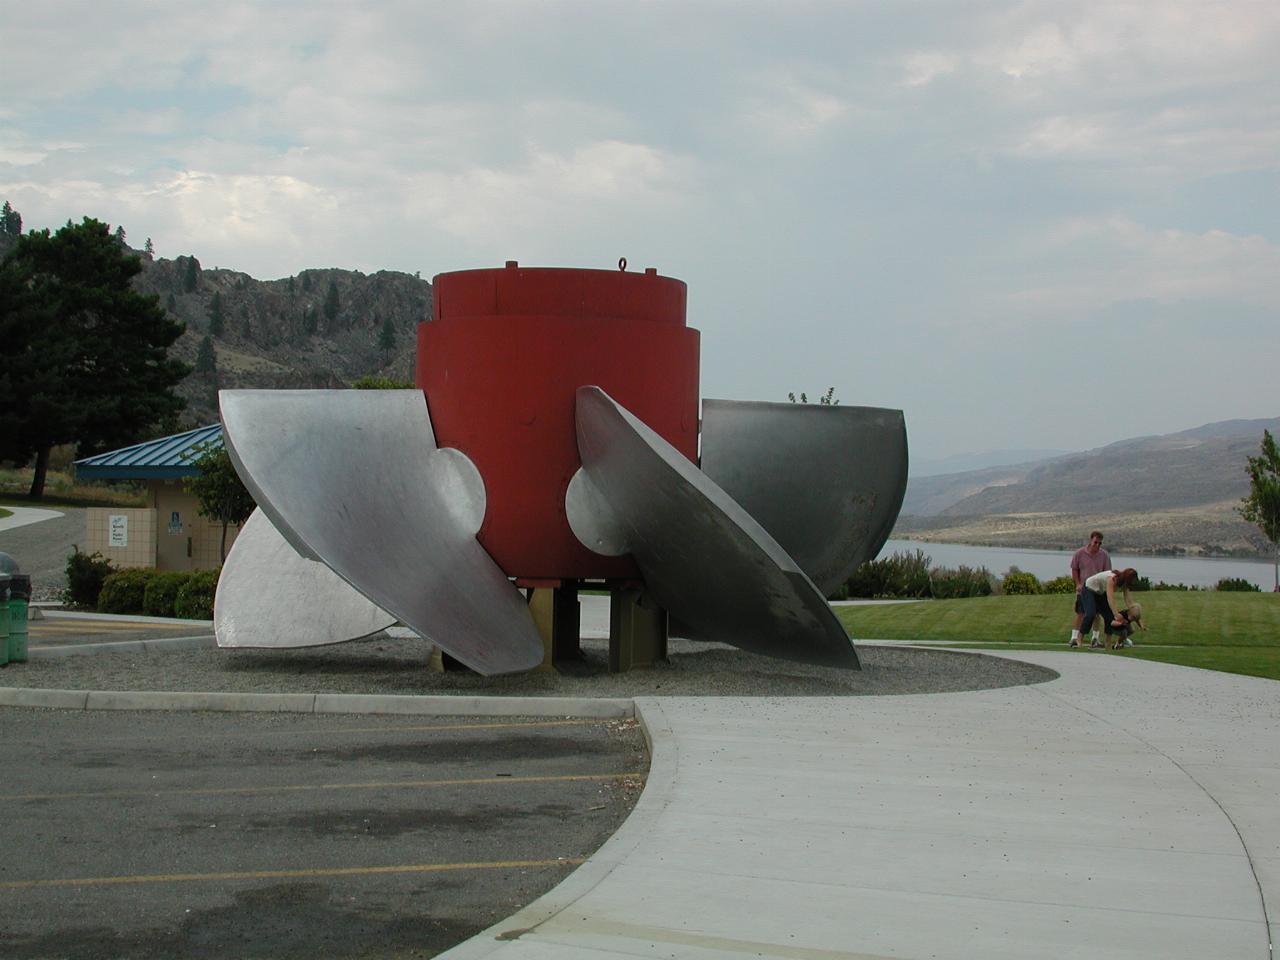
[0, 857, 586, 890]
[1, 770, 647, 803]
[31, 622, 205, 635]
[266, 718, 601, 737]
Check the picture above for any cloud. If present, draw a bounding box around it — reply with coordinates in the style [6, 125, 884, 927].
[403, 139, 695, 250]
[738, 71, 854, 146]
[901, 52, 959, 88]
[1000, 216, 1280, 315]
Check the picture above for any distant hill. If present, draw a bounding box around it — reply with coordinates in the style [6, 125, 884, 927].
[897, 417, 1280, 557]
[910, 448, 1070, 478]
[938, 419, 1280, 516]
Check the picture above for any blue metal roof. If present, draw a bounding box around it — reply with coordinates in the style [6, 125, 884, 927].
[74, 424, 224, 480]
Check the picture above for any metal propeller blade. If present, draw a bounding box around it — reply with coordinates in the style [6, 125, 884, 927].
[570, 386, 859, 668]
[219, 389, 544, 675]
[215, 508, 396, 649]
[700, 399, 908, 597]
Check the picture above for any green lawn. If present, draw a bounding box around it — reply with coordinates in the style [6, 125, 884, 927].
[837, 592, 1280, 681]
[0, 507, 11, 519]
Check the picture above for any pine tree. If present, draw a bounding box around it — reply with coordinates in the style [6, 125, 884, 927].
[208, 291, 225, 337]
[182, 255, 200, 292]
[323, 278, 340, 322]
[378, 316, 396, 351]
[0, 217, 188, 498]
[1, 201, 21, 238]
[195, 334, 217, 373]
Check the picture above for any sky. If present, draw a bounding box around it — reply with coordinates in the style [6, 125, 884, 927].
[2, 1, 1278, 465]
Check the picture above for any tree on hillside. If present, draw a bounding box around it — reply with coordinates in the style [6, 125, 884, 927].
[195, 334, 217, 374]
[208, 291, 225, 337]
[0, 217, 189, 499]
[378, 315, 396, 351]
[1, 201, 21, 238]
[1238, 429, 1280, 591]
[183, 442, 255, 561]
[323, 278, 340, 322]
[182, 255, 200, 292]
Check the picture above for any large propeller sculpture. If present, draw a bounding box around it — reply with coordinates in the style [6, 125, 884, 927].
[214, 262, 907, 675]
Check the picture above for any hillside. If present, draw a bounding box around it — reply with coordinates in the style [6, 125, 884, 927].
[0, 215, 429, 428]
[136, 253, 429, 425]
[897, 418, 1280, 557]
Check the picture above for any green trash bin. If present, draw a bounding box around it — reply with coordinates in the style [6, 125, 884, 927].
[0, 575, 9, 668]
[7, 574, 29, 663]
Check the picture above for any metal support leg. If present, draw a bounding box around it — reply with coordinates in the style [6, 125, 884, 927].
[609, 586, 668, 673]
[553, 582, 582, 662]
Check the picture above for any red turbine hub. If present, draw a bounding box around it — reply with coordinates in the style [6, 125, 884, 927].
[417, 262, 701, 580]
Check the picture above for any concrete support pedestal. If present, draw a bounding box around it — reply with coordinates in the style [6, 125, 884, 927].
[608, 586, 668, 673]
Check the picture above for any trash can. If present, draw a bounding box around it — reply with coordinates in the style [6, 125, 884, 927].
[0, 575, 9, 667]
[7, 574, 30, 663]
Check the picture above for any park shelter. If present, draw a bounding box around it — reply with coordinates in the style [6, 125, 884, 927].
[73, 424, 242, 571]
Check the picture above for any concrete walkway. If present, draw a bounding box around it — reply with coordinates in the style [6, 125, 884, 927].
[0, 504, 64, 531]
[3, 613, 1275, 957]
[441, 652, 1277, 960]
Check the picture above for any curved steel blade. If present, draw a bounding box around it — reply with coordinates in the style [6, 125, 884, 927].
[571, 386, 858, 668]
[219, 389, 544, 675]
[215, 508, 395, 649]
[699, 399, 908, 596]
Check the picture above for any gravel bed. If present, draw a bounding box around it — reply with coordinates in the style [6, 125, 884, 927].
[3, 635, 1056, 697]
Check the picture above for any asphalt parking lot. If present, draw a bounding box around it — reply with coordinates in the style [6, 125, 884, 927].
[0, 708, 648, 959]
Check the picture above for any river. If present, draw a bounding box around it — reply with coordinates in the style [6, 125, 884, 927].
[877, 539, 1278, 591]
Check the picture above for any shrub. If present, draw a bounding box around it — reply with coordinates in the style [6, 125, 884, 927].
[845, 550, 932, 599]
[62, 547, 114, 608]
[144, 572, 191, 617]
[929, 565, 994, 599]
[1215, 577, 1260, 592]
[98, 568, 158, 614]
[1001, 570, 1042, 595]
[174, 568, 220, 619]
[1150, 580, 1197, 591]
[1040, 575, 1076, 594]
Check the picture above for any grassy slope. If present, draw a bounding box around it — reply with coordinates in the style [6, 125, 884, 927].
[0, 466, 146, 509]
[836, 593, 1280, 681]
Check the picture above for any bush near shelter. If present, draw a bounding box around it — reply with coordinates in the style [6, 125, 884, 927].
[174, 568, 220, 620]
[143, 572, 191, 617]
[63, 547, 114, 608]
[98, 568, 158, 614]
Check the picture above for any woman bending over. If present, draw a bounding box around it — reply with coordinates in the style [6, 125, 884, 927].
[1081, 568, 1140, 648]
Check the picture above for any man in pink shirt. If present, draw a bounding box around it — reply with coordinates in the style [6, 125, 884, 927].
[1069, 530, 1111, 647]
